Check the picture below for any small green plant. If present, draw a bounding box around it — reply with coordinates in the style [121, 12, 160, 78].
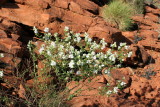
[141, 68, 156, 79]
[102, 0, 134, 31]
[133, 35, 143, 44]
[38, 86, 70, 107]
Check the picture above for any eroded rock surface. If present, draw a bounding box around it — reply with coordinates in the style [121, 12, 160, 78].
[0, 0, 160, 107]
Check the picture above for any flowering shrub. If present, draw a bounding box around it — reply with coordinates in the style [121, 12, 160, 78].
[27, 27, 132, 82]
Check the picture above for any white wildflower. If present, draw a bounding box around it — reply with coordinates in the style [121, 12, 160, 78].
[50, 60, 56, 66]
[86, 60, 91, 63]
[44, 27, 49, 33]
[75, 50, 80, 56]
[110, 42, 117, 48]
[114, 52, 118, 57]
[59, 45, 64, 50]
[106, 90, 112, 95]
[39, 46, 45, 54]
[83, 54, 86, 57]
[50, 41, 56, 48]
[116, 64, 121, 68]
[106, 83, 110, 86]
[64, 26, 69, 32]
[120, 82, 126, 86]
[120, 42, 126, 47]
[127, 51, 132, 57]
[62, 55, 67, 59]
[104, 69, 110, 74]
[54, 33, 58, 37]
[59, 52, 64, 57]
[118, 46, 121, 50]
[77, 60, 81, 65]
[93, 70, 98, 74]
[76, 71, 81, 75]
[90, 41, 100, 50]
[100, 38, 105, 44]
[0, 71, 3, 77]
[101, 64, 105, 67]
[95, 60, 100, 64]
[65, 35, 71, 41]
[75, 33, 80, 37]
[0, 53, 4, 58]
[124, 45, 130, 50]
[109, 54, 116, 62]
[76, 37, 81, 43]
[113, 87, 119, 93]
[70, 46, 74, 52]
[84, 33, 90, 42]
[47, 50, 52, 56]
[68, 54, 74, 58]
[99, 52, 105, 59]
[91, 51, 95, 56]
[69, 60, 75, 68]
[100, 38, 107, 50]
[107, 49, 112, 55]
[84, 32, 89, 38]
[86, 54, 90, 58]
[33, 26, 38, 34]
[93, 56, 96, 60]
[87, 38, 92, 43]
[101, 45, 106, 50]
[94, 64, 98, 67]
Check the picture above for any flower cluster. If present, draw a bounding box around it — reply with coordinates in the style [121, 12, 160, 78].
[106, 81, 126, 96]
[28, 27, 132, 81]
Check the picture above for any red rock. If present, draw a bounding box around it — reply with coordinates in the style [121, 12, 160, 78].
[125, 44, 151, 66]
[18, 84, 26, 99]
[145, 6, 160, 14]
[10, 34, 20, 41]
[69, 1, 94, 17]
[0, 55, 21, 68]
[3, 76, 21, 88]
[0, 38, 21, 54]
[0, 30, 7, 38]
[54, 0, 69, 9]
[133, 16, 159, 30]
[70, 1, 84, 14]
[75, 0, 99, 13]
[14, 0, 50, 9]
[0, 3, 50, 27]
[122, 31, 137, 42]
[25, 79, 34, 88]
[145, 13, 159, 23]
[102, 68, 131, 86]
[62, 11, 93, 26]
[87, 24, 119, 43]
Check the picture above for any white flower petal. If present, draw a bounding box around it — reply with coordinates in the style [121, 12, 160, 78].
[44, 27, 49, 33]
